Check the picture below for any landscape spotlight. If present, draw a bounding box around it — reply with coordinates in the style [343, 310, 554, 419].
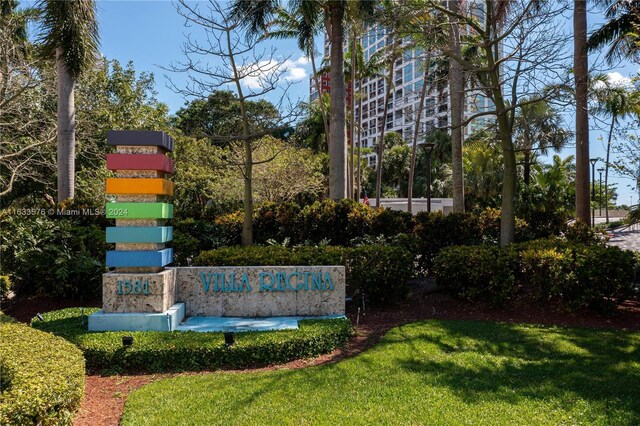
[122, 336, 134, 347]
[224, 332, 235, 346]
[36, 313, 44, 321]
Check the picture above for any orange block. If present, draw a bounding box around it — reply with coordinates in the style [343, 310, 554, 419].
[106, 178, 174, 196]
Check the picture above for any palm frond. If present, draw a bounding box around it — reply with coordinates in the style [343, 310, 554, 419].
[36, 0, 99, 78]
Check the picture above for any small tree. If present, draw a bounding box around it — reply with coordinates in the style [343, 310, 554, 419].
[426, 0, 572, 245]
[168, 1, 300, 245]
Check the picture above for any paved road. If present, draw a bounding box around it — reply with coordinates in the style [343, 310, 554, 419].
[607, 225, 640, 252]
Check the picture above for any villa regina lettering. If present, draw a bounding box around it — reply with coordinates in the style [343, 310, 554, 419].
[197, 270, 335, 294]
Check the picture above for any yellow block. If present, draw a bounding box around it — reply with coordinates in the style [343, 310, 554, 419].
[106, 178, 174, 196]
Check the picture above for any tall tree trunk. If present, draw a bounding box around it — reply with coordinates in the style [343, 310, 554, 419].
[226, 26, 253, 245]
[242, 139, 253, 246]
[523, 149, 531, 187]
[449, 0, 464, 213]
[310, 42, 330, 151]
[349, 30, 357, 199]
[574, 0, 590, 224]
[375, 31, 401, 208]
[356, 76, 364, 200]
[375, 56, 396, 208]
[605, 116, 614, 223]
[56, 49, 76, 203]
[328, 2, 347, 200]
[408, 51, 431, 214]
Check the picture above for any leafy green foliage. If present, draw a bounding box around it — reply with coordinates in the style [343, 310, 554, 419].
[174, 91, 290, 145]
[0, 275, 11, 300]
[194, 244, 414, 305]
[208, 199, 413, 248]
[121, 320, 640, 425]
[0, 314, 85, 425]
[31, 308, 352, 374]
[434, 240, 640, 312]
[434, 245, 518, 306]
[0, 213, 106, 297]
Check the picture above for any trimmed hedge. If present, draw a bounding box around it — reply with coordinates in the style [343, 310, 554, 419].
[434, 239, 640, 313]
[194, 244, 414, 304]
[0, 314, 85, 425]
[31, 308, 352, 374]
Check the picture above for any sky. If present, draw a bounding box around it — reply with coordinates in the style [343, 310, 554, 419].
[28, 0, 640, 206]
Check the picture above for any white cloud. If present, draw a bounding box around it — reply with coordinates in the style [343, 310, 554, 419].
[239, 56, 309, 90]
[606, 71, 632, 87]
[594, 71, 633, 89]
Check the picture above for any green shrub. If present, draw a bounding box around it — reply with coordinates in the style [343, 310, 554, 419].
[0, 314, 85, 425]
[346, 245, 414, 304]
[517, 243, 575, 302]
[195, 244, 414, 304]
[172, 218, 221, 265]
[435, 240, 639, 312]
[563, 220, 607, 245]
[571, 245, 638, 313]
[32, 308, 352, 374]
[370, 207, 413, 237]
[414, 212, 483, 273]
[434, 245, 517, 307]
[254, 202, 303, 244]
[0, 213, 106, 298]
[211, 200, 412, 247]
[0, 275, 11, 300]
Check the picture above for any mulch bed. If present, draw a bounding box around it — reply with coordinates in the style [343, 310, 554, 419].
[4, 291, 640, 426]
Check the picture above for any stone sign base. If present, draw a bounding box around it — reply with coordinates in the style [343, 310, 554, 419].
[88, 303, 185, 332]
[174, 266, 345, 317]
[90, 265, 345, 332]
[102, 269, 176, 313]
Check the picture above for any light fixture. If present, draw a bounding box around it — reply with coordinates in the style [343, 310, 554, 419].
[36, 313, 44, 321]
[224, 332, 235, 346]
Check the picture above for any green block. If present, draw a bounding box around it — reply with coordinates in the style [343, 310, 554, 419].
[105, 202, 173, 219]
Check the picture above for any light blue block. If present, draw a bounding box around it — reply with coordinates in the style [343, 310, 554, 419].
[88, 303, 185, 331]
[106, 226, 173, 243]
[175, 315, 346, 333]
[106, 248, 173, 267]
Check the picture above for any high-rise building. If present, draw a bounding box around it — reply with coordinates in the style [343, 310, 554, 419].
[310, 10, 492, 167]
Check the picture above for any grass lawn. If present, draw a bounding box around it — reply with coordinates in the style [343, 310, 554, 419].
[122, 320, 640, 426]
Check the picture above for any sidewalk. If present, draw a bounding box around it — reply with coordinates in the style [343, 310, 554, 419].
[607, 225, 640, 252]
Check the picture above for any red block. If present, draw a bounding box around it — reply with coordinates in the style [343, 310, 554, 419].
[106, 154, 174, 174]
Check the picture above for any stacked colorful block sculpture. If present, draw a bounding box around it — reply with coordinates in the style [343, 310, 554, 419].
[89, 130, 184, 331]
[105, 130, 174, 269]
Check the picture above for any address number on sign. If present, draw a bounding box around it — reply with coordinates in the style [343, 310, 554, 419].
[116, 279, 150, 295]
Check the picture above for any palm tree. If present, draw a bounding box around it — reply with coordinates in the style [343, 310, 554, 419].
[374, 0, 408, 208]
[448, 0, 465, 213]
[587, 0, 640, 64]
[513, 99, 571, 187]
[36, 0, 99, 203]
[592, 82, 638, 222]
[574, 0, 591, 224]
[262, 5, 329, 151]
[345, 41, 384, 200]
[231, 0, 377, 200]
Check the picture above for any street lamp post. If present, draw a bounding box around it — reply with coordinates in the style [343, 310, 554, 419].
[420, 142, 436, 213]
[590, 158, 598, 227]
[597, 167, 604, 217]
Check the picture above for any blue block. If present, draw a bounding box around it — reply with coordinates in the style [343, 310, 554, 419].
[88, 303, 185, 331]
[106, 248, 173, 267]
[106, 226, 173, 243]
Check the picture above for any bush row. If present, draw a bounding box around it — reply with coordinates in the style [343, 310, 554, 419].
[174, 200, 571, 271]
[0, 314, 85, 425]
[434, 239, 640, 313]
[194, 244, 415, 305]
[31, 308, 352, 374]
